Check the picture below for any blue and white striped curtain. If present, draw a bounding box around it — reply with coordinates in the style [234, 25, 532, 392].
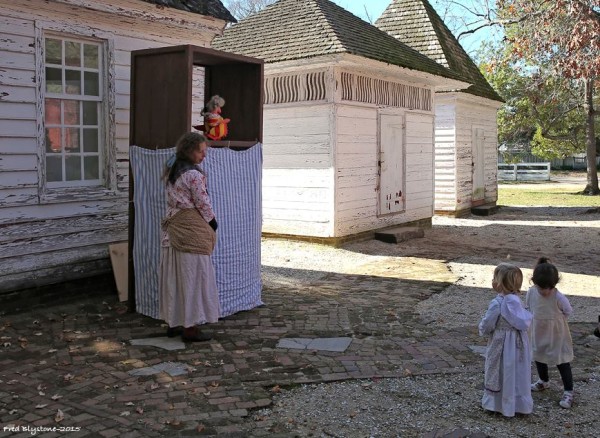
[130, 144, 263, 319]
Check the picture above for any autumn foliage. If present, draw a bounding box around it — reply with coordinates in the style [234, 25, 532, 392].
[498, 0, 600, 79]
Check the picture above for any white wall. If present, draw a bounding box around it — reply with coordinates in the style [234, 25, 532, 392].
[261, 99, 436, 239]
[0, 0, 222, 292]
[455, 96, 499, 209]
[433, 95, 457, 212]
[262, 103, 335, 237]
[433, 93, 499, 213]
[335, 103, 435, 236]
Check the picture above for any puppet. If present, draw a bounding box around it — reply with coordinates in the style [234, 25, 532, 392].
[194, 95, 230, 141]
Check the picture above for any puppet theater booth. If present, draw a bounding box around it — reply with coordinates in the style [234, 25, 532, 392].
[128, 45, 264, 319]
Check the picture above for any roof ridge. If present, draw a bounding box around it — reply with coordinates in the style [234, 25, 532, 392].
[377, 0, 449, 67]
[312, 0, 345, 51]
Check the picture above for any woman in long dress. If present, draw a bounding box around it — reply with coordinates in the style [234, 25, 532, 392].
[159, 132, 219, 342]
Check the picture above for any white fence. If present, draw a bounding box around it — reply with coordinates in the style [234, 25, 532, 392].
[498, 163, 551, 181]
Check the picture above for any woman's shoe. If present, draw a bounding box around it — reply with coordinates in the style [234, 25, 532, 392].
[181, 327, 212, 342]
[166, 326, 183, 338]
[594, 315, 600, 338]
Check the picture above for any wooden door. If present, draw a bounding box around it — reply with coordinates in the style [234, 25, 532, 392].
[378, 111, 405, 215]
[472, 127, 485, 203]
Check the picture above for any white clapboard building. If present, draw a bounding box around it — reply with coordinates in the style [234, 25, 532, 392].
[213, 0, 469, 241]
[0, 0, 235, 296]
[376, 0, 504, 216]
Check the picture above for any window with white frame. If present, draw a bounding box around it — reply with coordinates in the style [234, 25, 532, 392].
[44, 36, 103, 187]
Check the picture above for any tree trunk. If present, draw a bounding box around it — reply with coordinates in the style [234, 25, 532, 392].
[583, 78, 599, 195]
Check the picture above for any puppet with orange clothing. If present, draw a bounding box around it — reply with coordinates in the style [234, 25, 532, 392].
[195, 95, 230, 141]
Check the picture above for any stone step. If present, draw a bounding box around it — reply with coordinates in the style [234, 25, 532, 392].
[374, 226, 424, 244]
[471, 204, 498, 216]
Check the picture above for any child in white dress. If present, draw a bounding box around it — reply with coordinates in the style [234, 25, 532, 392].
[479, 263, 533, 417]
[526, 257, 574, 409]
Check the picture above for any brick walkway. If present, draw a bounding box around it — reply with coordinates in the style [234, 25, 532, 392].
[0, 263, 597, 437]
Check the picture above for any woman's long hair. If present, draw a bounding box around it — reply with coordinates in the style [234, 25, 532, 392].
[165, 132, 207, 184]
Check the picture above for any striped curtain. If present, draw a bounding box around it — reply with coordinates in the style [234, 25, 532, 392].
[130, 144, 263, 320]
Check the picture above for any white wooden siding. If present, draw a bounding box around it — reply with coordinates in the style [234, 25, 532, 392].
[262, 104, 335, 237]
[454, 97, 499, 210]
[263, 169, 335, 237]
[335, 103, 434, 236]
[433, 97, 457, 211]
[0, 0, 224, 293]
[433, 93, 499, 212]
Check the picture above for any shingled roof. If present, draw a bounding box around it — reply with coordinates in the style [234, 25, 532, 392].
[212, 0, 467, 83]
[376, 0, 502, 102]
[141, 0, 236, 22]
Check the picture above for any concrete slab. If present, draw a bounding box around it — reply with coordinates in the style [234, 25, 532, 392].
[374, 227, 424, 244]
[469, 345, 487, 357]
[128, 361, 190, 377]
[277, 337, 352, 352]
[130, 337, 186, 351]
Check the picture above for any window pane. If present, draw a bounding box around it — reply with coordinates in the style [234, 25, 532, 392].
[84, 71, 99, 96]
[65, 41, 81, 67]
[65, 128, 80, 152]
[83, 128, 98, 152]
[82, 101, 98, 125]
[46, 67, 62, 93]
[66, 156, 82, 181]
[64, 100, 80, 125]
[65, 69, 81, 94]
[84, 156, 99, 180]
[84, 44, 99, 68]
[43, 36, 104, 187]
[47, 156, 63, 182]
[45, 127, 62, 153]
[45, 38, 62, 64]
[45, 99, 61, 124]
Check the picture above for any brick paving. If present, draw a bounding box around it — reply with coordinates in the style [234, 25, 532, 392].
[0, 263, 597, 437]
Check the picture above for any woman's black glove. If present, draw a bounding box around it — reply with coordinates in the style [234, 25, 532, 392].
[209, 218, 218, 231]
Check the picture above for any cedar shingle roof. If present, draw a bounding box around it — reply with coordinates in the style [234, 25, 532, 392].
[211, 0, 467, 83]
[141, 0, 236, 22]
[376, 0, 502, 102]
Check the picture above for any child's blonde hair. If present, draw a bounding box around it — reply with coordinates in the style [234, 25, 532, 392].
[493, 263, 523, 294]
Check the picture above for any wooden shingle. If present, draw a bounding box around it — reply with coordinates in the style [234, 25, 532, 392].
[212, 0, 467, 83]
[376, 0, 502, 101]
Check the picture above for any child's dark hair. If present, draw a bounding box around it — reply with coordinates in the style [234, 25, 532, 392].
[165, 132, 206, 184]
[531, 257, 560, 289]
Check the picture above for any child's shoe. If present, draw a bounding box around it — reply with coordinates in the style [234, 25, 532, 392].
[559, 391, 573, 409]
[531, 379, 550, 391]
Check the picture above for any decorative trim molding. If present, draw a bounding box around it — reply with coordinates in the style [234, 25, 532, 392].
[341, 72, 432, 111]
[264, 70, 327, 104]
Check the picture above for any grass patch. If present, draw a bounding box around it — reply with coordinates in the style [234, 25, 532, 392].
[498, 186, 600, 207]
